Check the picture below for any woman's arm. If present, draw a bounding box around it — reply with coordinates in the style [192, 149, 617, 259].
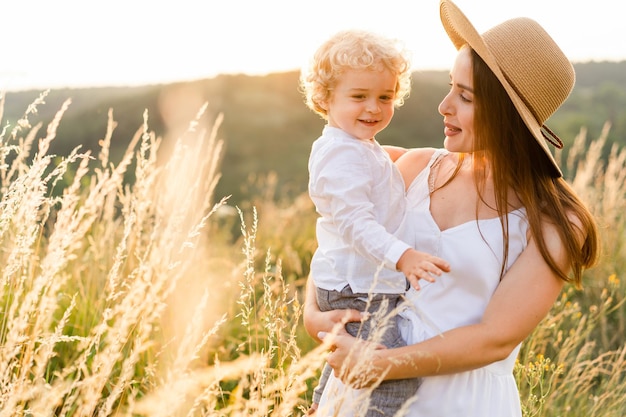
[303, 275, 363, 343]
[325, 220, 568, 384]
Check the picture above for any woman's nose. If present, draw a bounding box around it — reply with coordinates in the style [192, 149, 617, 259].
[438, 93, 452, 116]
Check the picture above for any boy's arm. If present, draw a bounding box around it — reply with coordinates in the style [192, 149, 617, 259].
[312, 142, 448, 283]
[311, 142, 410, 271]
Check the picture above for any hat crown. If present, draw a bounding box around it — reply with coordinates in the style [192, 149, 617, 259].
[482, 18, 575, 125]
[440, 0, 574, 176]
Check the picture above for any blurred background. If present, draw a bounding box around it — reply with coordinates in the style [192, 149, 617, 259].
[2, 0, 625, 206]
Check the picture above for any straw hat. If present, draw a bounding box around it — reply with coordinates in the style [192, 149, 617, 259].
[440, 0, 574, 177]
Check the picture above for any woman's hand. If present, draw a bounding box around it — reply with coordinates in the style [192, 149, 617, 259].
[320, 332, 387, 389]
[303, 277, 362, 342]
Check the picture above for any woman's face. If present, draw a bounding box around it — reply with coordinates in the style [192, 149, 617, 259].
[438, 47, 475, 153]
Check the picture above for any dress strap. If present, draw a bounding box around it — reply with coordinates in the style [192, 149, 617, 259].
[427, 148, 449, 168]
[427, 149, 449, 193]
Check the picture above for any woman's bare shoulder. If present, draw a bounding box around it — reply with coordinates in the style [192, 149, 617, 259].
[395, 147, 441, 187]
[396, 147, 439, 170]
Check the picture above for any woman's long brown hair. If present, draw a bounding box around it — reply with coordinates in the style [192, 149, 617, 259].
[470, 49, 599, 287]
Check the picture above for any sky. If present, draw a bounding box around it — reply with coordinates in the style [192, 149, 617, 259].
[1, 0, 624, 92]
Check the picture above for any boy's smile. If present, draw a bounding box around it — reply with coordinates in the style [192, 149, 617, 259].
[322, 68, 397, 141]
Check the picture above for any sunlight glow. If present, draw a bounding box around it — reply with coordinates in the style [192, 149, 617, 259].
[1, 0, 624, 92]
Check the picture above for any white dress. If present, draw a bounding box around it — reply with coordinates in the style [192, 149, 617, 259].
[318, 149, 527, 417]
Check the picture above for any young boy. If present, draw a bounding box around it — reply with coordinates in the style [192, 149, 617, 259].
[300, 30, 450, 416]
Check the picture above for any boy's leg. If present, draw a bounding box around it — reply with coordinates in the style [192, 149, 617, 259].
[311, 286, 367, 412]
[312, 287, 421, 416]
[311, 362, 332, 406]
[360, 294, 421, 417]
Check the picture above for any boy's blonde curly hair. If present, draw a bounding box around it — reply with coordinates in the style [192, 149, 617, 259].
[300, 29, 412, 120]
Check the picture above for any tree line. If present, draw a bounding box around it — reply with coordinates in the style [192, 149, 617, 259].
[4, 60, 625, 205]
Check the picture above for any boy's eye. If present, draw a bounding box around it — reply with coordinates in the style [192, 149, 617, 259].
[352, 94, 366, 100]
[380, 95, 393, 102]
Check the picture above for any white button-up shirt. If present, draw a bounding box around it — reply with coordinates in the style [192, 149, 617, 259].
[308, 126, 411, 294]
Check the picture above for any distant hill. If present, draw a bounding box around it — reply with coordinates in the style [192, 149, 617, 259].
[3, 60, 626, 205]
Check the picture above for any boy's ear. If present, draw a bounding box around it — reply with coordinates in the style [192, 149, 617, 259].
[319, 100, 328, 111]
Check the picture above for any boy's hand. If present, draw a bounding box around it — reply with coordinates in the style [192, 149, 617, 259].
[397, 249, 450, 290]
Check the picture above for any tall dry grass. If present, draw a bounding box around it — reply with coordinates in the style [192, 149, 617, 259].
[0, 92, 623, 416]
[514, 122, 626, 417]
[0, 92, 323, 416]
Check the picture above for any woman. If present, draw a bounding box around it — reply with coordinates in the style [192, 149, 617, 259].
[303, 0, 600, 415]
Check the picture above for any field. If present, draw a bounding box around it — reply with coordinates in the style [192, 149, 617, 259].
[0, 92, 624, 416]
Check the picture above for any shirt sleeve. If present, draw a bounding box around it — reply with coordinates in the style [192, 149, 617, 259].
[309, 140, 410, 270]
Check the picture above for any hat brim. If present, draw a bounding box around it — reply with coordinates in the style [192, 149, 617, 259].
[439, 0, 562, 176]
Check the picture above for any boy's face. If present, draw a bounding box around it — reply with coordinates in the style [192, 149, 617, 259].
[321, 68, 397, 141]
